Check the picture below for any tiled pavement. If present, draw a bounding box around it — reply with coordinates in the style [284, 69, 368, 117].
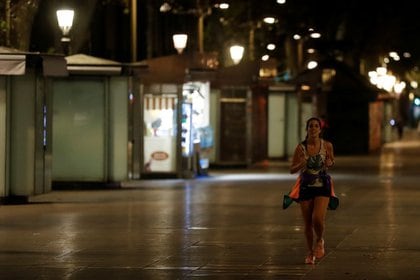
[1, 130, 420, 279]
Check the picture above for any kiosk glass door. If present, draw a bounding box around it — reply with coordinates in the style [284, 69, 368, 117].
[143, 93, 178, 173]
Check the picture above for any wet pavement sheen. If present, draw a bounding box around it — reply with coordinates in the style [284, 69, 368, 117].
[1, 131, 420, 279]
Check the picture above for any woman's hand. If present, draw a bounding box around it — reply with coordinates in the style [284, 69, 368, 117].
[325, 157, 334, 168]
[290, 146, 307, 174]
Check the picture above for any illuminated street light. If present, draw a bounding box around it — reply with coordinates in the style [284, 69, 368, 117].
[215, 3, 229, 9]
[368, 66, 407, 94]
[266, 43, 276, 50]
[160, 1, 229, 53]
[389, 51, 398, 59]
[263, 17, 277, 24]
[56, 9, 74, 36]
[247, 16, 277, 60]
[307, 60, 318, 69]
[403, 52, 411, 58]
[160, 2, 172, 12]
[293, 28, 322, 72]
[230, 45, 244, 64]
[309, 32, 321, 39]
[56, 9, 74, 55]
[261, 54, 270, 61]
[173, 34, 188, 54]
[293, 34, 301, 40]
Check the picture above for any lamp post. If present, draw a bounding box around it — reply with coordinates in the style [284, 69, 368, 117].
[242, 16, 278, 61]
[292, 28, 322, 74]
[56, 9, 74, 55]
[160, 1, 229, 53]
[131, 0, 137, 61]
[173, 34, 188, 54]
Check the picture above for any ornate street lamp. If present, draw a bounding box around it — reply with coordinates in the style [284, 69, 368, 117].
[307, 60, 318, 69]
[293, 28, 322, 72]
[230, 45, 244, 65]
[160, 1, 229, 53]
[173, 34, 188, 54]
[56, 9, 74, 55]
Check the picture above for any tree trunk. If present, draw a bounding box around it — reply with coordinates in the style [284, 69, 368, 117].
[7, 0, 40, 50]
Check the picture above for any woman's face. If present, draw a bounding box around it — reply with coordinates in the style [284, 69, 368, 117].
[307, 119, 321, 138]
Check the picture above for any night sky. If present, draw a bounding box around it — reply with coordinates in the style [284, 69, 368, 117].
[29, 0, 420, 68]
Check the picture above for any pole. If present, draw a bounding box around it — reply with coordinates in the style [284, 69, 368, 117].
[131, 0, 138, 62]
[61, 37, 71, 56]
[297, 39, 303, 72]
[248, 25, 255, 61]
[198, 14, 204, 53]
[196, 0, 211, 53]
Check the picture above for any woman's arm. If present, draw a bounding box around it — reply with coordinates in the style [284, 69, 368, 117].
[290, 145, 306, 174]
[324, 141, 335, 168]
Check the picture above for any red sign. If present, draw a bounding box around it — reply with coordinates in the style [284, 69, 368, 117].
[151, 151, 169, 161]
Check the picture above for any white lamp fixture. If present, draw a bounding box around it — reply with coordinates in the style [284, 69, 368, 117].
[263, 16, 277, 24]
[56, 9, 74, 36]
[293, 34, 301, 40]
[309, 32, 321, 39]
[219, 3, 229, 9]
[160, 2, 172, 12]
[266, 43, 276, 50]
[173, 34, 188, 54]
[261, 54, 270, 61]
[230, 45, 244, 64]
[307, 60, 318, 69]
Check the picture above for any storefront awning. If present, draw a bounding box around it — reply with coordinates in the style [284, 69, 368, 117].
[0, 46, 68, 77]
[144, 95, 177, 110]
[140, 52, 218, 84]
[123, 61, 149, 76]
[65, 54, 122, 75]
[0, 47, 26, 75]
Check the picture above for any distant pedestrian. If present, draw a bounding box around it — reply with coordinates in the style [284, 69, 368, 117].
[283, 117, 338, 264]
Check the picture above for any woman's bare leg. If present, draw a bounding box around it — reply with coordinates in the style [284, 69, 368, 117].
[300, 200, 314, 253]
[312, 196, 329, 241]
[312, 196, 329, 258]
